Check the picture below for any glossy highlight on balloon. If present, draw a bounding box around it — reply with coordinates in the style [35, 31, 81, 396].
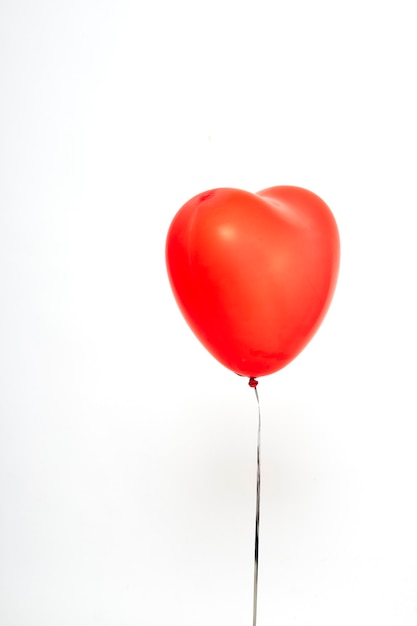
[166, 186, 340, 378]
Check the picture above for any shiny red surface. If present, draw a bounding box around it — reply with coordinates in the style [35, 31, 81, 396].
[166, 186, 340, 378]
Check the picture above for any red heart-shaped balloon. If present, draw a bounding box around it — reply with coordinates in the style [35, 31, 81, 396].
[166, 186, 340, 378]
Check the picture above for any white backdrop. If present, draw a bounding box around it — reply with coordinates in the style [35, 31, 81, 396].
[1, 1, 416, 624]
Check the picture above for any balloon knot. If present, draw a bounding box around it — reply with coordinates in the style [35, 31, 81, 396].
[248, 377, 258, 388]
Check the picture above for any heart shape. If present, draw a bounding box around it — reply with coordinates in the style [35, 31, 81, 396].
[166, 186, 340, 378]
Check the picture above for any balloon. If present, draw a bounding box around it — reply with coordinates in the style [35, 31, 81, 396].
[166, 186, 340, 378]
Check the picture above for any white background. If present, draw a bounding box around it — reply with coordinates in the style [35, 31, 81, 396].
[1, 1, 416, 624]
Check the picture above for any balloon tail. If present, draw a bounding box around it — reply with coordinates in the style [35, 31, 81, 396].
[250, 377, 261, 626]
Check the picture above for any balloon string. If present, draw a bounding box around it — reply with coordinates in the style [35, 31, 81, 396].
[249, 377, 261, 626]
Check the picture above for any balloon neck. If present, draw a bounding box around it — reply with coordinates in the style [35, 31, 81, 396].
[248, 377, 258, 388]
